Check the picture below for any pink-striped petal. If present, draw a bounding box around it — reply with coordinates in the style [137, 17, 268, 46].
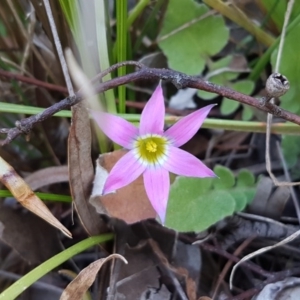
[91, 111, 138, 149]
[139, 82, 165, 135]
[143, 168, 170, 223]
[163, 146, 216, 178]
[164, 104, 216, 147]
[103, 150, 146, 194]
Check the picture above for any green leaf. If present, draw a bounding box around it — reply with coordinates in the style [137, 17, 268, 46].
[242, 105, 254, 121]
[259, 0, 285, 30]
[158, 0, 229, 75]
[165, 177, 235, 232]
[259, 0, 300, 31]
[236, 169, 256, 205]
[197, 56, 241, 100]
[282, 135, 300, 168]
[230, 190, 247, 211]
[0, 19, 6, 37]
[220, 99, 240, 115]
[213, 165, 235, 189]
[196, 56, 254, 118]
[165, 166, 257, 232]
[237, 169, 255, 186]
[0, 234, 114, 300]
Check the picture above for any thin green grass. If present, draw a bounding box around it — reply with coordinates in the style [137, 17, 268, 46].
[0, 234, 114, 300]
[0, 190, 72, 203]
[249, 13, 300, 81]
[115, 0, 128, 114]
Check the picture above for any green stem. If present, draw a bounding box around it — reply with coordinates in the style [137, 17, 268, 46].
[0, 190, 72, 203]
[127, 0, 150, 27]
[1, 103, 299, 135]
[116, 0, 128, 114]
[133, 0, 164, 52]
[0, 234, 114, 300]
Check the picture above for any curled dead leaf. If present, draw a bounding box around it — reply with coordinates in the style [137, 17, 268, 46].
[90, 150, 157, 224]
[0, 156, 71, 238]
[60, 254, 127, 300]
[0, 205, 64, 264]
[68, 102, 105, 236]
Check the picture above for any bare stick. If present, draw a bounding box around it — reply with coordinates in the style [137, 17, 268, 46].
[1, 62, 300, 146]
[43, 0, 74, 96]
[265, 0, 298, 187]
[0, 69, 68, 93]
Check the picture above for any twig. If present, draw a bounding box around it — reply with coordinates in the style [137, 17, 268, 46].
[0, 69, 68, 94]
[88, 60, 144, 86]
[43, 0, 74, 96]
[5, 0, 57, 84]
[1, 62, 300, 146]
[212, 236, 256, 299]
[200, 242, 270, 278]
[265, 0, 297, 187]
[229, 228, 300, 289]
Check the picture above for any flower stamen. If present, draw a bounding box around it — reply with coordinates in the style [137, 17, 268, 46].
[134, 135, 168, 165]
[146, 141, 158, 153]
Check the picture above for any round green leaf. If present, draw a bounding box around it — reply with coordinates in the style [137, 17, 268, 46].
[242, 105, 254, 121]
[213, 165, 235, 189]
[282, 135, 300, 168]
[165, 177, 235, 232]
[165, 167, 257, 232]
[230, 190, 247, 211]
[220, 99, 240, 115]
[158, 0, 229, 75]
[237, 169, 255, 187]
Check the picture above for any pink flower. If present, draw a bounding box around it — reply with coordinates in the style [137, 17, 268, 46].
[91, 83, 216, 223]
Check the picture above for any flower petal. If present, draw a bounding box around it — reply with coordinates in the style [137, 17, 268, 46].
[143, 168, 170, 223]
[91, 111, 138, 149]
[139, 82, 165, 135]
[103, 150, 146, 194]
[164, 104, 216, 147]
[164, 146, 216, 178]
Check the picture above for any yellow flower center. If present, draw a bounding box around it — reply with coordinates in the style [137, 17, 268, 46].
[134, 135, 168, 165]
[146, 140, 158, 153]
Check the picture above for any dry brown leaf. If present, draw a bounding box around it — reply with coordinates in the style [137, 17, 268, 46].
[60, 254, 127, 300]
[0, 204, 63, 264]
[90, 150, 157, 223]
[149, 239, 197, 300]
[0, 156, 71, 238]
[68, 102, 105, 235]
